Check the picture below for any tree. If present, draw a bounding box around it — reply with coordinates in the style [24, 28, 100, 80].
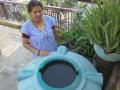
[40, 0, 78, 8]
[40, 0, 61, 6]
[61, 0, 78, 8]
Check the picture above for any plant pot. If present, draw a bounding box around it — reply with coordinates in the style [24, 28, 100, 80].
[93, 44, 120, 62]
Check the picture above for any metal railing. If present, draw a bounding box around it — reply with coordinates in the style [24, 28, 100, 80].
[0, 1, 79, 30]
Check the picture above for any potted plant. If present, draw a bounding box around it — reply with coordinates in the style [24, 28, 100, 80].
[80, 0, 120, 62]
[60, 9, 95, 59]
[60, 28, 94, 58]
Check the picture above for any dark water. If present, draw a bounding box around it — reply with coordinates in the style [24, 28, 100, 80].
[40, 61, 77, 88]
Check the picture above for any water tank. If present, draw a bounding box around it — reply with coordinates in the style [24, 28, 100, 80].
[17, 46, 103, 90]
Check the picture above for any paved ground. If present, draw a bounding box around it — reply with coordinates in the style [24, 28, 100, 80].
[0, 25, 32, 90]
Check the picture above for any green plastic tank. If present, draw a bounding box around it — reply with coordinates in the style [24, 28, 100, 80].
[17, 46, 103, 90]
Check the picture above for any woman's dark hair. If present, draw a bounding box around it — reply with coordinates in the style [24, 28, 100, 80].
[27, 0, 43, 13]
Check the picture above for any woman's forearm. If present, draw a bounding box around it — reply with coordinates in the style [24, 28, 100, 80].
[23, 43, 39, 54]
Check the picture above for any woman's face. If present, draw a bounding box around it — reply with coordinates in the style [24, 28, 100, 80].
[29, 6, 43, 22]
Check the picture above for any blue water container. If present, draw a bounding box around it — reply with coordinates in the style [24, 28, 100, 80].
[17, 46, 103, 90]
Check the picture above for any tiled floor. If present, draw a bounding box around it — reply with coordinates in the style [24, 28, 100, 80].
[0, 25, 32, 90]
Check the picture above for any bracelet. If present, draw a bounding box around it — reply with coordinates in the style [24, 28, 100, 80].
[38, 50, 40, 56]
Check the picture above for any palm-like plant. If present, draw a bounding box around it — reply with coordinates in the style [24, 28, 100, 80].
[80, 0, 120, 54]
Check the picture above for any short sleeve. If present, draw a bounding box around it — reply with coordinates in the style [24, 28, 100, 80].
[21, 21, 30, 36]
[49, 16, 57, 28]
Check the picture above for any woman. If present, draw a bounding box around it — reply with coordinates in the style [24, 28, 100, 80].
[21, 0, 60, 58]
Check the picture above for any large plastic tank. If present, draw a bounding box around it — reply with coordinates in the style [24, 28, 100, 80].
[17, 46, 103, 90]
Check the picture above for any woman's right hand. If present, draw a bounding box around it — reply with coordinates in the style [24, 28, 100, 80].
[38, 50, 48, 56]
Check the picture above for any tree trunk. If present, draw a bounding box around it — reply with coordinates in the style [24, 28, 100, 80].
[105, 63, 120, 90]
[93, 55, 120, 90]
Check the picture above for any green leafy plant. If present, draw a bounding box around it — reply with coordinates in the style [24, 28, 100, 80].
[22, 6, 30, 20]
[60, 28, 94, 58]
[80, 0, 120, 54]
[60, 3, 95, 58]
[60, 12, 94, 57]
